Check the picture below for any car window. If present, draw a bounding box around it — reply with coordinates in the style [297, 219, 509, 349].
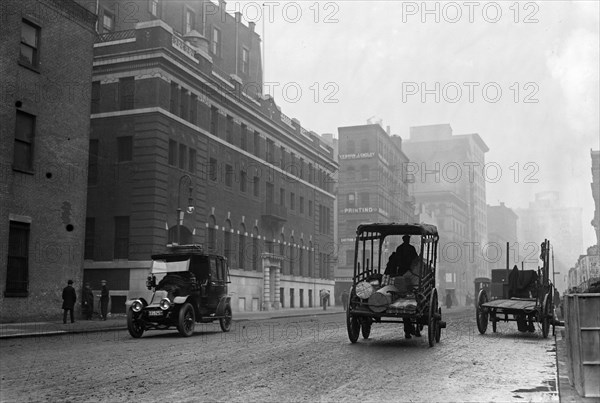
[210, 257, 218, 279]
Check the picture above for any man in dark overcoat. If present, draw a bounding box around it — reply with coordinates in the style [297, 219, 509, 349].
[82, 283, 94, 320]
[100, 280, 109, 320]
[62, 280, 77, 324]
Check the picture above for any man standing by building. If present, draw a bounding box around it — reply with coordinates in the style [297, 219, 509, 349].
[62, 280, 77, 324]
[100, 280, 109, 320]
[82, 283, 94, 320]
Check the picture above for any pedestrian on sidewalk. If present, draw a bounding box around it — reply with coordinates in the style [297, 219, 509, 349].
[99, 280, 109, 320]
[62, 280, 77, 324]
[82, 282, 94, 320]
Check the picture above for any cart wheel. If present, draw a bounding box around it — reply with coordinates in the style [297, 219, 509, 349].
[435, 307, 442, 343]
[428, 289, 439, 347]
[476, 289, 489, 334]
[541, 292, 552, 339]
[491, 312, 497, 333]
[346, 300, 360, 343]
[361, 318, 372, 339]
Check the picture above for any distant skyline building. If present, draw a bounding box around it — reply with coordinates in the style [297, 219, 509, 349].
[515, 191, 583, 293]
[591, 149, 599, 245]
[335, 124, 414, 301]
[487, 202, 519, 270]
[404, 123, 489, 306]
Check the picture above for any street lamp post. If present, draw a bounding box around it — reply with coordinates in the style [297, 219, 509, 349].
[176, 174, 194, 245]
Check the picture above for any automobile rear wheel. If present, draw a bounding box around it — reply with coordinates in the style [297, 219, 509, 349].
[220, 306, 232, 332]
[127, 309, 144, 338]
[177, 303, 195, 337]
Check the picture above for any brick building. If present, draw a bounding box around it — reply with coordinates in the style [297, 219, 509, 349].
[85, 0, 337, 313]
[335, 124, 414, 301]
[0, 0, 96, 321]
[404, 124, 489, 306]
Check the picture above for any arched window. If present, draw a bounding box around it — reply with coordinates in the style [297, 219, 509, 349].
[252, 226, 260, 271]
[208, 215, 216, 251]
[223, 219, 232, 264]
[238, 223, 246, 270]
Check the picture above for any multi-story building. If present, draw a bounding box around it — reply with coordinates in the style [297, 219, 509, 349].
[335, 124, 414, 301]
[592, 149, 599, 245]
[487, 202, 519, 270]
[85, 0, 337, 313]
[0, 0, 97, 321]
[403, 124, 489, 306]
[515, 191, 583, 293]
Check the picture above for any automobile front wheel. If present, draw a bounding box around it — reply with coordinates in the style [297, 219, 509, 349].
[220, 306, 232, 332]
[127, 309, 144, 338]
[177, 303, 195, 337]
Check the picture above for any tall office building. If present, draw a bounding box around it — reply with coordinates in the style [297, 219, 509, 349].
[404, 124, 489, 305]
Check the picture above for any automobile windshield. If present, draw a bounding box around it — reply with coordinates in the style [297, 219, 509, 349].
[151, 259, 190, 274]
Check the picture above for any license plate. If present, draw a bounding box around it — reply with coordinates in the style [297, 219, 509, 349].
[148, 310, 163, 316]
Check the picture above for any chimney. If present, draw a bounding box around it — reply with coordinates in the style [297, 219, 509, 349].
[386, 125, 391, 135]
[249, 21, 255, 32]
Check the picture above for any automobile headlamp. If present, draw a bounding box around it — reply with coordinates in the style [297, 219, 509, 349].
[131, 300, 143, 313]
[159, 298, 171, 310]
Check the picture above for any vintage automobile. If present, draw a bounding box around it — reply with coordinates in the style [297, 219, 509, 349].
[126, 244, 232, 338]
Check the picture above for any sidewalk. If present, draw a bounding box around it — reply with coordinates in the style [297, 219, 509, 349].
[0, 306, 345, 340]
[555, 326, 600, 403]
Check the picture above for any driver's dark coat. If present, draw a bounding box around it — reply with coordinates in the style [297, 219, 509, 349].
[385, 243, 418, 277]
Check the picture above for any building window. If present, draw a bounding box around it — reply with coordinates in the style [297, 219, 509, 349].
[240, 170, 247, 192]
[188, 148, 196, 173]
[225, 164, 233, 187]
[20, 20, 40, 67]
[209, 158, 218, 181]
[119, 77, 134, 109]
[117, 136, 133, 162]
[279, 188, 285, 206]
[179, 89, 188, 120]
[238, 227, 246, 269]
[226, 115, 233, 143]
[240, 124, 247, 150]
[5, 221, 30, 296]
[253, 176, 260, 197]
[88, 139, 99, 185]
[13, 110, 35, 172]
[211, 27, 221, 57]
[149, 0, 160, 16]
[114, 216, 130, 259]
[253, 131, 260, 158]
[290, 192, 295, 210]
[280, 146, 286, 168]
[102, 10, 114, 32]
[178, 144, 187, 170]
[299, 196, 304, 214]
[266, 139, 275, 163]
[84, 218, 95, 260]
[210, 106, 219, 136]
[168, 140, 177, 166]
[190, 94, 197, 124]
[347, 193, 356, 207]
[91, 81, 101, 113]
[170, 82, 179, 114]
[185, 8, 195, 33]
[242, 47, 249, 74]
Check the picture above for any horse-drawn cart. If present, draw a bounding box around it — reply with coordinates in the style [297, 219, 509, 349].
[346, 223, 446, 346]
[476, 239, 555, 338]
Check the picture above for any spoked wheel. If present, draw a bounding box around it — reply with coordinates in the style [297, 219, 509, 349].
[541, 292, 552, 339]
[220, 305, 232, 332]
[476, 289, 489, 334]
[346, 300, 360, 343]
[127, 309, 144, 338]
[361, 318, 372, 339]
[435, 307, 442, 343]
[428, 289, 439, 347]
[177, 303, 195, 337]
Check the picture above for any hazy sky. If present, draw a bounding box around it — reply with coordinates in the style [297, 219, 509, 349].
[230, 0, 599, 249]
